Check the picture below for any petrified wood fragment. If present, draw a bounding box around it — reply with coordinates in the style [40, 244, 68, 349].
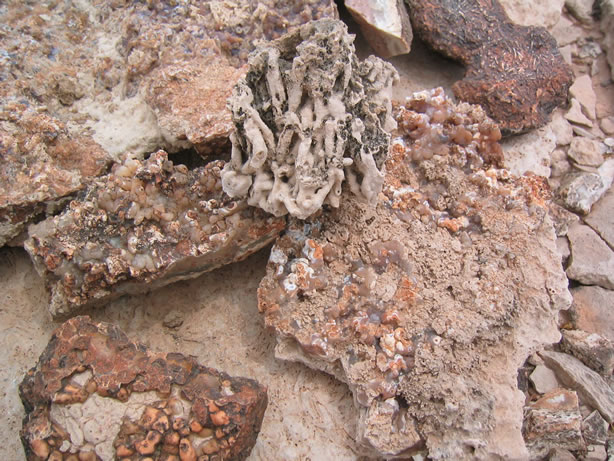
[258, 89, 571, 458]
[405, 0, 574, 134]
[20, 316, 267, 461]
[25, 151, 286, 318]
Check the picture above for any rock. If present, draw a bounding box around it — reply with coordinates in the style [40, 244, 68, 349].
[551, 16, 584, 46]
[585, 187, 614, 249]
[566, 223, 614, 289]
[498, 0, 565, 28]
[24, 152, 286, 318]
[566, 98, 595, 127]
[540, 350, 614, 423]
[558, 159, 614, 214]
[603, 0, 614, 81]
[523, 388, 585, 459]
[601, 117, 614, 135]
[557, 236, 571, 263]
[552, 111, 575, 145]
[258, 89, 570, 459]
[405, 0, 573, 134]
[221, 19, 398, 219]
[571, 285, 614, 342]
[19, 316, 267, 461]
[548, 447, 578, 461]
[561, 330, 614, 376]
[345, 0, 413, 58]
[549, 202, 580, 236]
[568, 137, 605, 167]
[608, 439, 614, 459]
[565, 0, 596, 23]
[587, 444, 608, 461]
[551, 149, 573, 178]
[570, 75, 598, 121]
[530, 365, 561, 394]
[503, 125, 556, 177]
[583, 410, 609, 445]
[0, 106, 111, 247]
[162, 311, 184, 330]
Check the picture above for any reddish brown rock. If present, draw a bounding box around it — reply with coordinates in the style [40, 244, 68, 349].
[25, 151, 286, 318]
[405, 0, 574, 134]
[20, 316, 267, 461]
[258, 89, 570, 459]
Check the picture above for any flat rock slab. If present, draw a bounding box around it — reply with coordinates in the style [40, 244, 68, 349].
[19, 316, 268, 461]
[258, 89, 571, 459]
[584, 187, 614, 250]
[25, 151, 286, 318]
[571, 285, 614, 342]
[405, 0, 573, 134]
[566, 223, 614, 289]
[540, 350, 614, 423]
[561, 329, 614, 376]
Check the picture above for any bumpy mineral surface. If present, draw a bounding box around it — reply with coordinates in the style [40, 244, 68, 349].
[20, 316, 267, 461]
[25, 151, 286, 318]
[221, 19, 399, 219]
[405, 0, 573, 134]
[258, 89, 571, 458]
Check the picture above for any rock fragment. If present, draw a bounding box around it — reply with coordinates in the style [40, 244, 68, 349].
[567, 98, 595, 127]
[552, 111, 575, 146]
[567, 137, 605, 167]
[405, 0, 574, 134]
[586, 444, 608, 461]
[20, 316, 267, 461]
[583, 410, 609, 445]
[584, 187, 614, 249]
[530, 365, 560, 394]
[566, 223, 614, 289]
[258, 89, 570, 459]
[502, 125, 555, 177]
[25, 151, 285, 318]
[541, 350, 614, 423]
[548, 447, 578, 461]
[558, 159, 614, 214]
[221, 19, 398, 219]
[569, 75, 598, 121]
[523, 388, 585, 459]
[344, 0, 413, 58]
[603, 0, 614, 81]
[498, 0, 565, 28]
[561, 329, 614, 376]
[571, 285, 614, 342]
[566, 0, 596, 23]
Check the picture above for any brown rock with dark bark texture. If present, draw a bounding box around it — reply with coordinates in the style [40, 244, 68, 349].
[405, 0, 574, 134]
[20, 316, 267, 461]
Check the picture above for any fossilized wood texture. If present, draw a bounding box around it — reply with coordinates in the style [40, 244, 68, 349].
[405, 0, 573, 134]
[25, 151, 286, 318]
[0, 105, 111, 247]
[221, 19, 399, 219]
[258, 89, 571, 459]
[20, 316, 267, 461]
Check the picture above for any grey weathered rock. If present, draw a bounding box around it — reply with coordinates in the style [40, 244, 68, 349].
[567, 98, 594, 127]
[345, 0, 413, 58]
[523, 388, 585, 459]
[561, 329, 614, 376]
[551, 149, 572, 178]
[566, 223, 614, 289]
[585, 187, 614, 249]
[571, 285, 614, 342]
[601, 0, 614, 81]
[586, 444, 608, 461]
[549, 202, 580, 236]
[502, 125, 555, 177]
[583, 410, 609, 445]
[548, 447, 577, 461]
[565, 0, 596, 23]
[498, 0, 565, 28]
[559, 159, 614, 214]
[568, 137, 605, 167]
[552, 111, 575, 145]
[541, 350, 614, 423]
[530, 364, 561, 394]
[570, 75, 597, 121]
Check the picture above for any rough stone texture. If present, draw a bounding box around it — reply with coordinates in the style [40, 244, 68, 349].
[541, 350, 614, 423]
[405, 0, 574, 134]
[530, 365, 560, 394]
[601, 117, 614, 135]
[548, 447, 578, 461]
[571, 285, 614, 342]
[0, 105, 111, 247]
[558, 158, 614, 214]
[523, 388, 585, 460]
[25, 151, 286, 318]
[567, 98, 595, 127]
[561, 329, 614, 376]
[345, 0, 413, 58]
[258, 89, 570, 459]
[586, 444, 608, 461]
[570, 75, 598, 121]
[603, 0, 614, 81]
[552, 110, 575, 146]
[221, 19, 398, 219]
[20, 316, 267, 461]
[498, 0, 565, 28]
[566, 0, 596, 23]
[568, 137, 606, 167]
[566, 223, 614, 289]
[502, 125, 555, 177]
[549, 202, 580, 236]
[583, 410, 609, 445]
[585, 187, 614, 249]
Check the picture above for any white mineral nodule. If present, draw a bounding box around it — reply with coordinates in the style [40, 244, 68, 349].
[221, 19, 399, 219]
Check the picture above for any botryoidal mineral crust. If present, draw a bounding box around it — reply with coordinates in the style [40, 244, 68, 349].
[20, 316, 267, 461]
[25, 151, 285, 318]
[221, 19, 399, 219]
[258, 89, 571, 458]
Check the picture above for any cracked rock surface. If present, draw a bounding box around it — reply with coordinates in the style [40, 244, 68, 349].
[20, 316, 267, 461]
[257, 89, 571, 459]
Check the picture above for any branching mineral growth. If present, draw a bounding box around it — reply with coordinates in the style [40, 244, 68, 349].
[0, 104, 111, 247]
[25, 151, 286, 318]
[405, 0, 574, 134]
[258, 89, 571, 458]
[221, 19, 399, 219]
[20, 316, 267, 461]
